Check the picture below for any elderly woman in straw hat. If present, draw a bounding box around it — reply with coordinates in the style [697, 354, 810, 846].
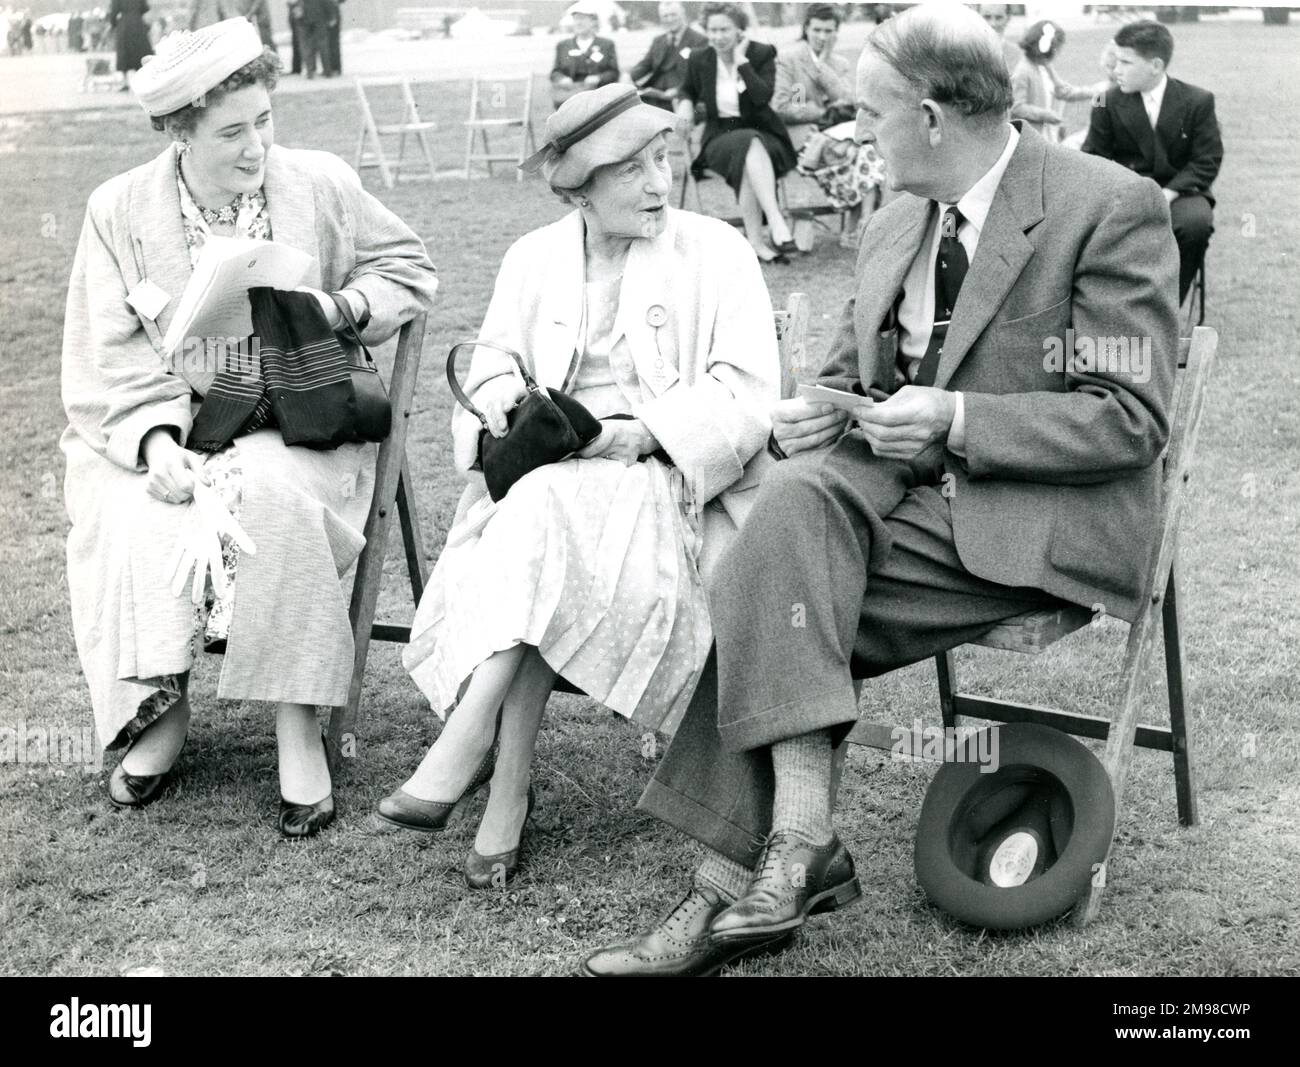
[385, 84, 780, 888]
[60, 17, 437, 836]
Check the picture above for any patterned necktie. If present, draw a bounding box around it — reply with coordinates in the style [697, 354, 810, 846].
[914, 205, 968, 387]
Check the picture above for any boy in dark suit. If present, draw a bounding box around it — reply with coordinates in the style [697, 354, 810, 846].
[1084, 20, 1222, 302]
[630, 1, 708, 111]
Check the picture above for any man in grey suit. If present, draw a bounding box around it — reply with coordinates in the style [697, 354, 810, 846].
[629, 1, 707, 111]
[581, 2, 1180, 978]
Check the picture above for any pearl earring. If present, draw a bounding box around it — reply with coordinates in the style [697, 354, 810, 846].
[178, 140, 192, 155]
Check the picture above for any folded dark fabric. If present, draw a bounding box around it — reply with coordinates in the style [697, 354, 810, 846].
[189, 287, 356, 452]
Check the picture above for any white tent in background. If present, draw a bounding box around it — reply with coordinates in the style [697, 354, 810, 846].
[449, 7, 519, 40]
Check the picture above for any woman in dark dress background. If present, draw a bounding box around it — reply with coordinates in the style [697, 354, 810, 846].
[676, 1, 798, 263]
[110, 0, 153, 81]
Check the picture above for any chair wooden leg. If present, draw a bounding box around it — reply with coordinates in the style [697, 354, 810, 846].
[397, 455, 429, 603]
[935, 649, 958, 730]
[1162, 564, 1198, 827]
[1074, 591, 1165, 926]
[326, 314, 426, 764]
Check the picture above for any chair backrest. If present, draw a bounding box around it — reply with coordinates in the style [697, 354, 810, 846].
[467, 74, 535, 127]
[355, 76, 436, 128]
[774, 291, 809, 400]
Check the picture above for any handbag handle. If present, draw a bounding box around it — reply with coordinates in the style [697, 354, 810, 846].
[328, 291, 379, 370]
[446, 340, 539, 431]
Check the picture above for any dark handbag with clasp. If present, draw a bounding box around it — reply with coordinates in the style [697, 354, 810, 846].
[329, 291, 392, 444]
[446, 340, 602, 503]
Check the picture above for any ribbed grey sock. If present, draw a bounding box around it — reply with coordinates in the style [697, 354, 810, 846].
[696, 848, 752, 902]
[771, 730, 834, 845]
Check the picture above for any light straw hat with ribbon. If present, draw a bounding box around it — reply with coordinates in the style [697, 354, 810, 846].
[133, 16, 266, 119]
[521, 83, 676, 190]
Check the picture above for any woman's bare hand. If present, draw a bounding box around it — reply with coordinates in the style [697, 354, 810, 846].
[477, 375, 529, 438]
[577, 419, 657, 466]
[143, 428, 209, 505]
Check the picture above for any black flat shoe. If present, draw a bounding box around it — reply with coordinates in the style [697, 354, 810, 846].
[464, 784, 535, 890]
[773, 237, 800, 256]
[375, 747, 496, 833]
[578, 879, 795, 977]
[278, 794, 336, 838]
[107, 762, 169, 810]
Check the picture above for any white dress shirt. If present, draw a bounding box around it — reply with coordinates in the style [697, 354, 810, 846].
[896, 125, 1020, 455]
[714, 55, 743, 118]
[1141, 74, 1168, 130]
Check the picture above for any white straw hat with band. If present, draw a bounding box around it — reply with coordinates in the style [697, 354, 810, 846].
[521, 83, 677, 190]
[133, 17, 266, 119]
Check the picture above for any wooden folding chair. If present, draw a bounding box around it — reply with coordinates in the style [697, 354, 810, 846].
[774, 291, 810, 399]
[463, 75, 537, 181]
[326, 314, 430, 759]
[841, 327, 1219, 924]
[354, 76, 440, 190]
[777, 172, 854, 249]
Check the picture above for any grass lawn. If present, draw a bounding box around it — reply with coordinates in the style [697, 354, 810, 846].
[1, 18, 1297, 977]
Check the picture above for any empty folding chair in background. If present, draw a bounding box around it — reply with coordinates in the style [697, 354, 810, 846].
[354, 76, 439, 190]
[464, 74, 537, 181]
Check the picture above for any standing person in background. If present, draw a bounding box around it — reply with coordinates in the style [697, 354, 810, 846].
[1009, 19, 1066, 141]
[551, 2, 619, 108]
[109, 0, 153, 87]
[188, 0, 229, 31]
[287, 0, 303, 73]
[979, 3, 1019, 73]
[326, 0, 343, 75]
[237, 0, 274, 48]
[69, 10, 85, 51]
[299, 0, 334, 78]
[1083, 19, 1221, 302]
[629, 1, 707, 112]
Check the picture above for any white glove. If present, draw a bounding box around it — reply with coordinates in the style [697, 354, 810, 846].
[169, 480, 258, 606]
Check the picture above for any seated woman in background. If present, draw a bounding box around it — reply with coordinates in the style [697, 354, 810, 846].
[550, 1, 620, 109]
[774, 3, 883, 249]
[1010, 18, 1070, 141]
[676, 1, 798, 263]
[60, 18, 437, 836]
[383, 84, 780, 889]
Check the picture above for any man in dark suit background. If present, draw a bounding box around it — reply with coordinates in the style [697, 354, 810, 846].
[550, 2, 620, 108]
[629, 1, 707, 111]
[1084, 20, 1222, 302]
[581, 2, 1180, 978]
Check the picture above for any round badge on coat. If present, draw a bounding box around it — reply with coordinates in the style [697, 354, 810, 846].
[646, 305, 667, 328]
